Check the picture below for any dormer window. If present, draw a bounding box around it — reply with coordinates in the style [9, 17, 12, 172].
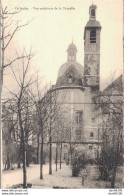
[68, 74, 73, 83]
[90, 30, 96, 43]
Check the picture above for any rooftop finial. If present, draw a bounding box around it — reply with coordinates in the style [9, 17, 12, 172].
[72, 37, 73, 43]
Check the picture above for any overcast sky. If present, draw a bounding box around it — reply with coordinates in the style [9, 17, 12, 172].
[3, 0, 123, 90]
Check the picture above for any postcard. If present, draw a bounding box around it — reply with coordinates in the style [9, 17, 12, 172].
[1, 0, 123, 194]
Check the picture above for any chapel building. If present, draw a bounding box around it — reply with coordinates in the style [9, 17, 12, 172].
[51, 4, 102, 160]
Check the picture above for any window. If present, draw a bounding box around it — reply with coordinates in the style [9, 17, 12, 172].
[91, 9, 95, 17]
[89, 145, 93, 150]
[75, 129, 81, 141]
[90, 30, 96, 43]
[92, 118, 95, 123]
[90, 132, 94, 138]
[75, 111, 83, 124]
[68, 74, 73, 83]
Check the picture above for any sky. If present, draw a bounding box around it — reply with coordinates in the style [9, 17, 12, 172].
[2, 0, 123, 91]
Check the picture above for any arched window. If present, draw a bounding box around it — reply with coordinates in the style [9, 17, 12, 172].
[91, 9, 95, 17]
[90, 30, 96, 43]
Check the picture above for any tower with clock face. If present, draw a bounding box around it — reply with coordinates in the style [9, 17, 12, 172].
[84, 4, 101, 90]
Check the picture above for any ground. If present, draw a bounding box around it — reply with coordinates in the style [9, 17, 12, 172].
[2, 164, 56, 188]
[31, 164, 123, 189]
[2, 163, 123, 189]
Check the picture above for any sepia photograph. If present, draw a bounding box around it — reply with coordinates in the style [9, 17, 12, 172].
[1, 0, 123, 191]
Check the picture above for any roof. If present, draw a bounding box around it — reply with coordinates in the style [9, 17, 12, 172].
[56, 63, 84, 87]
[86, 20, 101, 28]
[67, 43, 77, 52]
[57, 61, 83, 79]
[89, 4, 97, 10]
[102, 75, 123, 96]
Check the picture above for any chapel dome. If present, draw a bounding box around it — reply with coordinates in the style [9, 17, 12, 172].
[57, 61, 83, 79]
[56, 43, 84, 87]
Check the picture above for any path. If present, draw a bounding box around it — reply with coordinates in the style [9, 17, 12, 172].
[2, 164, 56, 188]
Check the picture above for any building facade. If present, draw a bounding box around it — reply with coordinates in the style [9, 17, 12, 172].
[50, 4, 102, 160]
[35, 4, 122, 164]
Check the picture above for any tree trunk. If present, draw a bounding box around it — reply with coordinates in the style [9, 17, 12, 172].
[111, 180, 115, 188]
[17, 145, 22, 168]
[49, 136, 52, 174]
[10, 159, 13, 170]
[60, 142, 62, 169]
[56, 143, 58, 172]
[22, 149, 27, 188]
[1, 13, 4, 88]
[40, 136, 44, 179]
[111, 167, 116, 188]
[17, 160, 21, 168]
[5, 162, 7, 170]
[18, 98, 27, 188]
[37, 134, 40, 164]
[6, 158, 10, 170]
[21, 131, 27, 188]
[70, 142, 72, 165]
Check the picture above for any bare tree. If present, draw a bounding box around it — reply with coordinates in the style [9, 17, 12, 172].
[53, 111, 74, 168]
[54, 113, 65, 171]
[31, 75, 49, 180]
[2, 103, 18, 170]
[0, 4, 32, 88]
[29, 76, 57, 179]
[29, 83, 57, 178]
[2, 49, 35, 188]
[44, 87, 60, 175]
[96, 75, 123, 188]
[42, 87, 67, 174]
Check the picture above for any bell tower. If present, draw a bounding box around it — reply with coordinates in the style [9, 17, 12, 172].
[84, 4, 101, 90]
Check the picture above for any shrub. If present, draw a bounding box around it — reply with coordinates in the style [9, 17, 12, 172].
[26, 145, 34, 166]
[71, 151, 86, 177]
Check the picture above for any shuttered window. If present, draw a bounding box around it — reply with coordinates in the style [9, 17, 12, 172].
[90, 30, 96, 43]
